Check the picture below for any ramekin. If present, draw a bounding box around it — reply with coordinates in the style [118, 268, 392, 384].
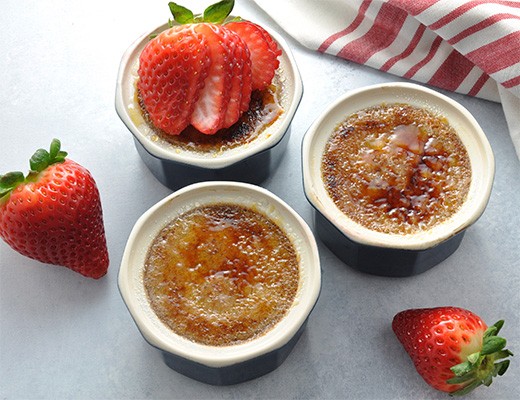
[302, 82, 494, 277]
[118, 181, 321, 384]
[115, 22, 303, 190]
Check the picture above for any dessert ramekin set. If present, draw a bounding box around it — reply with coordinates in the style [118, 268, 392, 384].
[115, 21, 494, 385]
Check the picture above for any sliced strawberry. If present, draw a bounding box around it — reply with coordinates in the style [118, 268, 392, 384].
[222, 30, 252, 128]
[225, 21, 281, 91]
[190, 23, 234, 135]
[237, 37, 254, 115]
[257, 24, 282, 58]
[138, 25, 210, 135]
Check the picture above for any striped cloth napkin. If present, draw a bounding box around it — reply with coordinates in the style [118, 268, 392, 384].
[254, 0, 520, 159]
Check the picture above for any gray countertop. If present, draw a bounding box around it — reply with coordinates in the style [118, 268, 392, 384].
[1, 1, 518, 399]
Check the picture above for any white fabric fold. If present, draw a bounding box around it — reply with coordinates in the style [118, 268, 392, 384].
[254, 0, 520, 159]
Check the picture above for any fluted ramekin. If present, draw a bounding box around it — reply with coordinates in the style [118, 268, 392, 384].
[302, 82, 494, 277]
[115, 22, 303, 190]
[119, 181, 321, 384]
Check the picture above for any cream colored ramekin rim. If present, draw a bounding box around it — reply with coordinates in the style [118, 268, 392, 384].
[302, 82, 495, 250]
[118, 181, 321, 367]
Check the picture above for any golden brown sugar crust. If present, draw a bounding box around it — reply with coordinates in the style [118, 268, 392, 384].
[144, 203, 299, 346]
[322, 103, 471, 234]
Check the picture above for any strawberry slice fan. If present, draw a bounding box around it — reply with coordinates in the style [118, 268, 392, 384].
[254, 0, 520, 160]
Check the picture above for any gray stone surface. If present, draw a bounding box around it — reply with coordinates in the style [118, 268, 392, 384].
[1, 1, 518, 399]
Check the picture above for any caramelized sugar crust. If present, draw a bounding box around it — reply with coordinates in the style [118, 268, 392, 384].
[144, 204, 299, 346]
[322, 103, 471, 234]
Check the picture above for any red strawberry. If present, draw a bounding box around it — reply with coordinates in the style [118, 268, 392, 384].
[138, 25, 211, 136]
[258, 23, 282, 58]
[392, 307, 512, 395]
[136, 1, 281, 135]
[189, 23, 235, 134]
[222, 29, 252, 128]
[225, 21, 281, 91]
[0, 139, 109, 279]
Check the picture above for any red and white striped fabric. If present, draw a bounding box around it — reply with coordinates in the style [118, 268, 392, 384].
[254, 0, 520, 159]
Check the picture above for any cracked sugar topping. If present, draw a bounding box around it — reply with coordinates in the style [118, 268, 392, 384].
[144, 203, 299, 346]
[322, 103, 471, 235]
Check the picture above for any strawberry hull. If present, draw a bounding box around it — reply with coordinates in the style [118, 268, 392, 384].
[116, 21, 302, 190]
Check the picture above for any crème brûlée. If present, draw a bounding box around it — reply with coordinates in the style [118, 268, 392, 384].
[322, 103, 471, 235]
[143, 203, 300, 346]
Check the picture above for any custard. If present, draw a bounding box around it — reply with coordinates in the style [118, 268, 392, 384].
[143, 203, 299, 346]
[322, 103, 471, 234]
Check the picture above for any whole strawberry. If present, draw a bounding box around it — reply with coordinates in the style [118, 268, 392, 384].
[0, 139, 109, 279]
[137, 0, 280, 136]
[392, 307, 512, 396]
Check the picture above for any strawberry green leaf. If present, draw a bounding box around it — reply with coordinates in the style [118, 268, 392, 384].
[49, 138, 60, 159]
[1, 139, 68, 202]
[482, 374, 493, 387]
[492, 320, 504, 335]
[29, 139, 67, 173]
[450, 380, 482, 396]
[168, 2, 194, 24]
[494, 349, 514, 360]
[56, 151, 67, 162]
[30, 148, 51, 173]
[495, 360, 510, 376]
[448, 320, 512, 395]
[446, 371, 476, 385]
[483, 325, 497, 338]
[52, 140, 67, 163]
[0, 171, 25, 197]
[484, 320, 504, 338]
[203, 0, 234, 23]
[481, 336, 506, 356]
[466, 352, 480, 364]
[451, 361, 474, 376]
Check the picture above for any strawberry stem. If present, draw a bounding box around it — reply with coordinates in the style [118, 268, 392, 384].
[167, 0, 235, 25]
[0, 171, 25, 198]
[449, 320, 513, 396]
[0, 139, 67, 203]
[203, 0, 234, 23]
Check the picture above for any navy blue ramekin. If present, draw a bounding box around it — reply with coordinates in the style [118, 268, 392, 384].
[118, 182, 321, 384]
[302, 83, 494, 277]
